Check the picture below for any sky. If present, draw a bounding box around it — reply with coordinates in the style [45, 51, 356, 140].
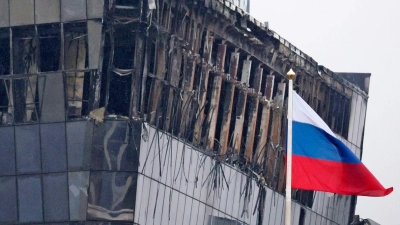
[250, 0, 400, 224]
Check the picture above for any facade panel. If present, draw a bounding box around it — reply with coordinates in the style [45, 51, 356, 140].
[0, 0, 371, 224]
[10, 0, 34, 26]
[35, 0, 61, 24]
[0, 1, 10, 28]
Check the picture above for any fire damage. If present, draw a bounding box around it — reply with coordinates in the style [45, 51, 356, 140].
[0, 0, 370, 224]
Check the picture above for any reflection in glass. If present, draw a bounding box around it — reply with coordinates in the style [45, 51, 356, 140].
[87, 171, 136, 221]
[69, 171, 90, 221]
[91, 121, 137, 171]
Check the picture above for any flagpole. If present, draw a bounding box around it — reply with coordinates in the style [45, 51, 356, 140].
[285, 69, 296, 225]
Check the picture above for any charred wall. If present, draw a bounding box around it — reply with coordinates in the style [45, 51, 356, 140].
[0, 0, 370, 224]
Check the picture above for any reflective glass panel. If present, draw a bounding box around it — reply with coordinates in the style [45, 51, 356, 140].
[87, 171, 136, 221]
[43, 173, 69, 221]
[41, 123, 67, 172]
[15, 124, 41, 173]
[18, 175, 43, 223]
[91, 121, 137, 171]
[0, 126, 15, 175]
[69, 171, 90, 221]
[67, 120, 92, 170]
[0, 177, 17, 223]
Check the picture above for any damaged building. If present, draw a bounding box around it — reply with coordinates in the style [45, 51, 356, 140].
[0, 0, 370, 224]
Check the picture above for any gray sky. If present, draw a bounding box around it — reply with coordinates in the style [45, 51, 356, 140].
[250, 0, 399, 224]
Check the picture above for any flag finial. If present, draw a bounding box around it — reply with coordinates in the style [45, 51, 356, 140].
[287, 68, 296, 80]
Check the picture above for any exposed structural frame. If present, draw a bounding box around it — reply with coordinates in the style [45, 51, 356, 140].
[0, 0, 371, 224]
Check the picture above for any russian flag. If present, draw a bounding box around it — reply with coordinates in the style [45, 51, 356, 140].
[291, 91, 393, 196]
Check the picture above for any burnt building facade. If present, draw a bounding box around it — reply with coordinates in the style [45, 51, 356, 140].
[0, 0, 370, 224]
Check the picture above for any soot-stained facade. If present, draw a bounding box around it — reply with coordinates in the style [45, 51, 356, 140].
[0, 0, 370, 224]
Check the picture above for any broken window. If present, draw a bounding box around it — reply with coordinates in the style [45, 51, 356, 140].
[11, 26, 39, 123]
[0, 29, 10, 122]
[1, 76, 39, 124]
[64, 22, 88, 70]
[114, 0, 140, 20]
[64, 22, 89, 118]
[12, 26, 37, 74]
[0, 29, 10, 75]
[66, 71, 91, 118]
[38, 24, 61, 72]
[108, 71, 132, 116]
[106, 27, 136, 116]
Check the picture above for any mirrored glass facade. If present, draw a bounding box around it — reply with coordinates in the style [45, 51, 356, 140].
[0, 0, 369, 224]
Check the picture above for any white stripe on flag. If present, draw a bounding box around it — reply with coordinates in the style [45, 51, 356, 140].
[292, 91, 336, 137]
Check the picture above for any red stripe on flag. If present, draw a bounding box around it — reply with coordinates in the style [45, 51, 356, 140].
[291, 155, 393, 197]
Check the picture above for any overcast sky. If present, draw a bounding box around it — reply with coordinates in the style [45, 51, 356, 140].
[250, 0, 399, 224]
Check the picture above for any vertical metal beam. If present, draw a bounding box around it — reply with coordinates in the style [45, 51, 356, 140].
[193, 32, 213, 143]
[231, 58, 252, 154]
[241, 59, 252, 87]
[130, 32, 145, 119]
[244, 66, 263, 162]
[165, 41, 182, 131]
[266, 82, 286, 187]
[148, 40, 167, 125]
[140, 35, 151, 121]
[60, 23, 64, 71]
[219, 52, 239, 155]
[180, 21, 199, 137]
[8, 27, 14, 114]
[89, 21, 106, 111]
[254, 75, 275, 164]
[206, 43, 226, 150]
[232, 88, 247, 154]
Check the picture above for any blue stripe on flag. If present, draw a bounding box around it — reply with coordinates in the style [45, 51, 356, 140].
[293, 121, 360, 163]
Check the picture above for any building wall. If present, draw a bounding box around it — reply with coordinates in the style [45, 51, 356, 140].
[0, 0, 369, 224]
[135, 124, 354, 224]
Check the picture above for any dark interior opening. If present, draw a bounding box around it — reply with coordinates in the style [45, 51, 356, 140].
[38, 24, 61, 72]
